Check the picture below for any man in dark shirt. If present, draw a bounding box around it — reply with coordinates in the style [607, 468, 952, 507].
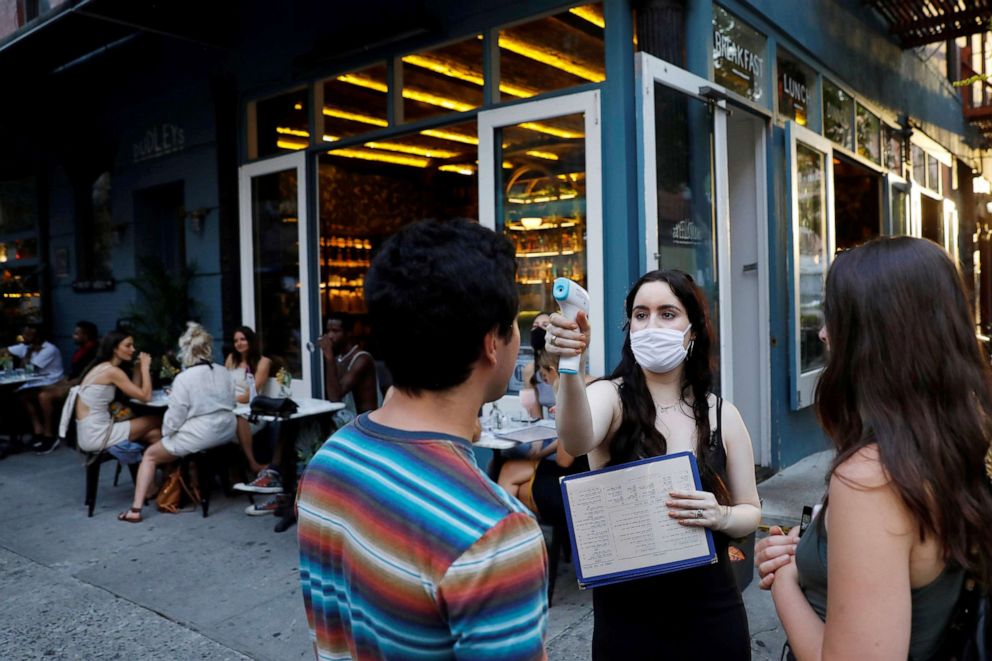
[317, 313, 378, 420]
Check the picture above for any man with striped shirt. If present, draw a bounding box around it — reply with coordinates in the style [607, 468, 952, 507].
[298, 219, 548, 660]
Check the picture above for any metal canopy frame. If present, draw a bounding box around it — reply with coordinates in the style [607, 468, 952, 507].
[865, 0, 992, 48]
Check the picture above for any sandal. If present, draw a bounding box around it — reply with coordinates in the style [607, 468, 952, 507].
[117, 507, 143, 523]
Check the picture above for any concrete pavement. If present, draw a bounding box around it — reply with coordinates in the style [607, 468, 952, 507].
[0, 441, 832, 660]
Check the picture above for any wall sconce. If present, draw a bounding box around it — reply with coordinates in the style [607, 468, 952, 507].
[181, 207, 215, 235]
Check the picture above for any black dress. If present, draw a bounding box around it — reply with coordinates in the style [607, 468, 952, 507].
[591, 397, 751, 661]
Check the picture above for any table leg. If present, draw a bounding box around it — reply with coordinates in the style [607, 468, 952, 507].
[274, 418, 300, 533]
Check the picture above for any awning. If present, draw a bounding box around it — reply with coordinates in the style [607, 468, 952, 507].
[865, 0, 992, 48]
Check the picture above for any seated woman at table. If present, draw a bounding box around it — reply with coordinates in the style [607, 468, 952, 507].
[120, 322, 236, 523]
[74, 330, 162, 462]
[224, 325, 273, 474]
[497, 349, 586, 515]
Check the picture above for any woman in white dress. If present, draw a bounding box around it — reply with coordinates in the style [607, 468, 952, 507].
[224, 325, 272, 474]
[74, 330, 162, 458]
[120, 322, 236, 523]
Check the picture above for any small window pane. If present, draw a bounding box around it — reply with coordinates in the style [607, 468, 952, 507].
[891, 188, 909, 235]
[498, 3, 605, 101]
[402, 37, 483, 123]
[941, 163, 952, 195]
[321, 63, 388, 142]
[822, 80, 853, 150]
[712, 4, 767, 103]
[927, 154, 940, 194]
[0, 178, 38, 234]
[912, 144, 926, 184]
[777, 50, 814, 127]
[252, 89, 310, 159]
[855, 104, 880, 164]
[883, 125, 903, 172]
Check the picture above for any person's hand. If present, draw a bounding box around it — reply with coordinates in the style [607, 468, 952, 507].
[755, 525, 800, 590]
[138, 352, 152, 370]
[545, 311, 589, 359]
[317, 334, 334, 358]
[769, 549, 799, 596]
[667, 489, 729, 531]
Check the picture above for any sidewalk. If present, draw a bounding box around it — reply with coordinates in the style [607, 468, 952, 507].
[0, 442, 831, 660]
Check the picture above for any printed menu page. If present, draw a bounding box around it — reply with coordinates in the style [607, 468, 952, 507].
[561, 452, 715, 586]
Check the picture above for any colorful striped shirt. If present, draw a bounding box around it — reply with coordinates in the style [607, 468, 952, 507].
[297, 412, 549, 661]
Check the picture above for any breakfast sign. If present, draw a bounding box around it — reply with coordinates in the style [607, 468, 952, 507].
[712, 5, 766, 103]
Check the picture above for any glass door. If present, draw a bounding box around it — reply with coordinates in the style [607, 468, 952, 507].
[785, 121, 835, 410]
[238, 152, 313, 397]
[478, 90, 604, 378]
[634, 52, 733, 400]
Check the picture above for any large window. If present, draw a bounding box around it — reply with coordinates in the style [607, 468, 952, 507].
[317, 122, 479, 353]
[498, 4, 605, 101]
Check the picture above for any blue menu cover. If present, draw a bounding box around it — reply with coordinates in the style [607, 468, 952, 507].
[560, 451, 717, 589]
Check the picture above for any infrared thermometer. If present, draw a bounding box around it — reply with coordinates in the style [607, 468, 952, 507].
[552, 277, 590, 374]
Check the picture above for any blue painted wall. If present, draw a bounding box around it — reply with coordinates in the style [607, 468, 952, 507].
[46, 39, 227, 364]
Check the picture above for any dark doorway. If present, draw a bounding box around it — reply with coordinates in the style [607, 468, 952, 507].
[133, 182, 185, 273]
[920, 194, 943, 245]
[833, 156, 881, 252]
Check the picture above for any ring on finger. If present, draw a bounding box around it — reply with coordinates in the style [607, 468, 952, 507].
[695, 509, 703, 519]
[549, 334, 557, 346]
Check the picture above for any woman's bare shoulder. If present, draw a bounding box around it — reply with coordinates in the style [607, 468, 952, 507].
[833, 445, 888, 490]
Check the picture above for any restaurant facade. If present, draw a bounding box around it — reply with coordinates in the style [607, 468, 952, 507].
[1, 0, 989, 468]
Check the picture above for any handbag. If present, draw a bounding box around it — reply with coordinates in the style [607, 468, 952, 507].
[249, 396, 299, 419]
[155, 465, 201, 513]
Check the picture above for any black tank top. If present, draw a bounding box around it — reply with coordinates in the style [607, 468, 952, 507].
[591, 396, 752, 661]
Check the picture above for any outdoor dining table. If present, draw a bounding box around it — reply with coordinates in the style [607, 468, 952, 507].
[131, 392, 344, 531]
[234, 398, 344, 532]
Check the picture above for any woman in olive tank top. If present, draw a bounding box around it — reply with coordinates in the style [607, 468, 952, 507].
[756, 237, 992, 660]
[546, 270, 761, 660]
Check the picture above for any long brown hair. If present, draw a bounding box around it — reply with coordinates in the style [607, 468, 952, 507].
[228, 325, 261, 375]
[605, 270, 730, 504]
[816, 236, 992, 584]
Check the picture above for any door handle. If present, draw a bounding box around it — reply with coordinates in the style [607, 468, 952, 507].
[742, 262, 758, 273]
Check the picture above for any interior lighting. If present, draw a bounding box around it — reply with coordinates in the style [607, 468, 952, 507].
[503, 161, 515, 169]
[322, 107, 388, 127]
[327, 148, 429, 168]
[276, 127, 310, 137]
[569, 5, 605, 29]
[403, 88, 475, 111]
[521, 217, 544, 229]
[293, 103, 304, 110]
[526, 150, 559, 161]
[337, 73, 388, 93]
[337, 71, 475, 112]
[508, 192, 578, 204]
[277, 138, 308, 150]
[364, 140, 459, 159]
[497, 34, 605, 82]
[420, 128, 479, 145]
[519, 121, 584, 139]
[322, 135, 339, 142]
[402, 52, 538, 98]
[438, 164, 477, 175]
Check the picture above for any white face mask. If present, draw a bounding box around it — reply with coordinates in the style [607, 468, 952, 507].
[629, 325, 692, 374]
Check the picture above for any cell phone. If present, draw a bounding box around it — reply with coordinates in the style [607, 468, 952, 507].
[798, 505, 814, 538]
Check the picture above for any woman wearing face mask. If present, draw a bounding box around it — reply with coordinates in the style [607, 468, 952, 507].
[545, 269, 761, 660]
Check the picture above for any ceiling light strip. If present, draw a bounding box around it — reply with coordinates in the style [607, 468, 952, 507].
[498, 34, 605, 82]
